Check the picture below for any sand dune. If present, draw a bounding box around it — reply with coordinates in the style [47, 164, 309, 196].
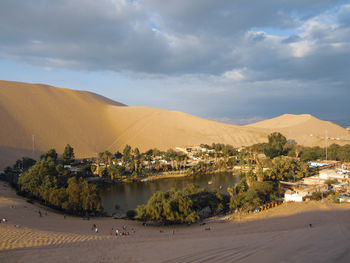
[247, 114, 350, 146]
[105, 106, 266, 153]
[0, 224, 106, 251]
[0, 80, 127, 168]
[0, 80, 266, 168]
[1, 80, 349, 169]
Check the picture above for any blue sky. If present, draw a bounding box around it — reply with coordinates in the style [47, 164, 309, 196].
[1, 0, 349, 126]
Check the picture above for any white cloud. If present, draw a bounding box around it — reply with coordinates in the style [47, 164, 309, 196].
[222, 70, 245, 82]
[289, 41, 313, 57]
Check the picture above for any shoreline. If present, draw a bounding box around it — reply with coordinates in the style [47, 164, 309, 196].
[93, 168, 240, 184]
[137, 168, 240, 182]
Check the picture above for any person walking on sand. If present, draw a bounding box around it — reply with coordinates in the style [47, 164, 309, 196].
[92, 223, 96, 231]
[38, 210, 42, 217]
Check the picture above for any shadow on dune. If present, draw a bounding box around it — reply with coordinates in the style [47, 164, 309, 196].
[0, 145, 42, 170]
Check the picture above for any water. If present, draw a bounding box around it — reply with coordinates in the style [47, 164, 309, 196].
[99, 172, 241, 214]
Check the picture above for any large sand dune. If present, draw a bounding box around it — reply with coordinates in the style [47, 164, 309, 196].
[0, 80, 266, 168]
[1, 80, 349, 169]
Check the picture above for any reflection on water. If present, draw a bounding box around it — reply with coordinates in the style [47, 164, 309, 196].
[99, 172, 241, 214]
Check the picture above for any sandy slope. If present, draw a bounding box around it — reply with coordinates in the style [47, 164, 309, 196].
[247, 113, 350, 146]
[0, 80, 126, 168]
[105, 106, 266, 153]
[0, 80, 266, 168]
[1, 80, 349, 169]
[0, 181, 350, 263]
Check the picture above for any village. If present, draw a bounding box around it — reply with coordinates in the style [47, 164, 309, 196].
[77, 142, 350, 206]
[282, 162, 350, 203]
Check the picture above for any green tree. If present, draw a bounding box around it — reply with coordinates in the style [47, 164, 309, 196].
[123, 145, 132, 163]
[136, 189, 199, 224]
[17, 148, 102, 215]
[13, 157, 36, 172]
[338, 145, 350, 161]
[133, 148, 140, 159]
[227, 186, 234, 197]
[107, 164, 125, 181]
[40, 149, 58, 161]
[264, 132, 287, 159]
[62, 144, 75, 165]
[65, 177, 101, 214]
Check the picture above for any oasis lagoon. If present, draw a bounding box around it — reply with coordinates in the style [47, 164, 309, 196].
[99, 172, 241, 215]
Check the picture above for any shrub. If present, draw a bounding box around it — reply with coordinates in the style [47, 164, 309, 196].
[126, 210, 137, 219]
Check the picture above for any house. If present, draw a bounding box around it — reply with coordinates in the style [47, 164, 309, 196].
[284, 189, 308, 202]
[303, 176, 327, 185]
[336, 168, 350, 175]
[337, 195, 350, 203]
[332, 182, 348, 193]
[342, 163, 350, 170]
[63, 165, 81, 172]
[319, 169, 349, 182]
[308, 162, 327, 169]
[284, 185, 328, 202]
[159, 160, 168, 165]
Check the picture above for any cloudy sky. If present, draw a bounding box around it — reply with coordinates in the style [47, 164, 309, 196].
[0, 0, 349, 126]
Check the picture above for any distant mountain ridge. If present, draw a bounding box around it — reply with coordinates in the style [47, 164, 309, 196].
[0, 80, 349, 169]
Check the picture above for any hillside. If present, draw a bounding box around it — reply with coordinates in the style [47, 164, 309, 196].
[0, 80, 266, 169]
[1, 81, 349, 169]
[247, 114, 350, 146]
[0, 80, 128, 169]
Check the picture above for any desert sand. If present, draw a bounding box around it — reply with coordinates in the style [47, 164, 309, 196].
[1, 80, 350, 169]
[1, 181, 350, 263]
[247, 113, 350, 147]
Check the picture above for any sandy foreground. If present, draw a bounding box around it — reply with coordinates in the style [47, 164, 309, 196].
[0, 181, 350, 263]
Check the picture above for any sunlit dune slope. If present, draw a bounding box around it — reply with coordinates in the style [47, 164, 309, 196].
[0, 80, 266, 168]
[1, 81, 349, 169]
[0, 80, 125, 168]
[247, 114, 350, 146]
[105, 106, 266, 152]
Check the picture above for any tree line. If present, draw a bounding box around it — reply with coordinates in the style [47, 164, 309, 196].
[135, 184, 229, 224]
[1, 145, 102, 216]
[249, 132, 350, 161]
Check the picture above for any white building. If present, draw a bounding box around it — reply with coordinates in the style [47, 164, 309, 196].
[284, 190, 308, 202]
[319, 169, 349, 181]
[338, 195, 350, 203]
[284, 185, 328, 202]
